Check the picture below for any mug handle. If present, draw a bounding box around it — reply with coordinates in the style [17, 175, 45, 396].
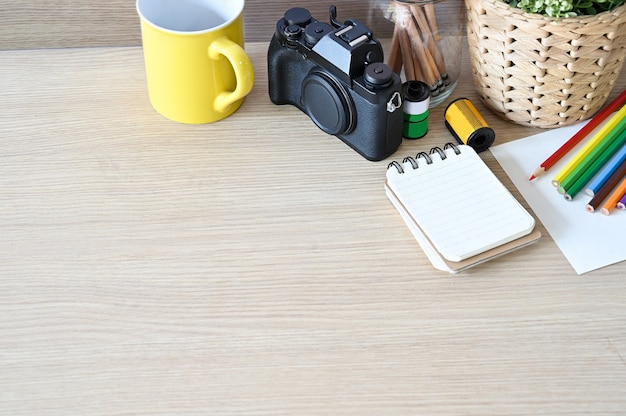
[208, 37, 255, 113]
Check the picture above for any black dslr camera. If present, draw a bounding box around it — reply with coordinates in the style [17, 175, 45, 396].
[268, 6, 404, 161]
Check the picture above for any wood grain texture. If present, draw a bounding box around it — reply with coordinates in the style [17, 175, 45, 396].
[0, 0, 394, 50]
[1, 42, 625, 415]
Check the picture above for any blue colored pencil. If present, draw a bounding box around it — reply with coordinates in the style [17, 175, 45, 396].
[585, 144, 626, 196]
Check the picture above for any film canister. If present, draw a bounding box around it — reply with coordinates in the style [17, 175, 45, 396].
[402, 81, 430, 139]
[444, 98, 495, 152]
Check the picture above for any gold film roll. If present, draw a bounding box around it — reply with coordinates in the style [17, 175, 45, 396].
[444, 98, 495, 152]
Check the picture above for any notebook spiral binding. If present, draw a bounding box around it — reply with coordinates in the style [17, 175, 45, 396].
[388, 142, 461, 174]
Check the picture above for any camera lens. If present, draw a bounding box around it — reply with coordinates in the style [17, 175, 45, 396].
[364, 63, 393, 88]
[301, 71, 355, 136]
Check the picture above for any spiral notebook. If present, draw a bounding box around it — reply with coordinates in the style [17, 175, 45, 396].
[385, 143, 541, 273]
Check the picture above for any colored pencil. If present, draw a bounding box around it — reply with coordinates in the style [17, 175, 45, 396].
[585, 143, 626, 196]
[388, 22, 403, 74]
[600, 177, 626, 215]
[617, 194, 626, 210]
[389, 1, 448, 96]
[563, 131, 626, 200]
[559, 117, 626, 194]
[586, 158, 626, 212]
[552, 105, 626, 188]
[529, 88, 626, 181]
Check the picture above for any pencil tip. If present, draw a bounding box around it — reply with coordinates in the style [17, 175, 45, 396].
[530, 167, 545, 181]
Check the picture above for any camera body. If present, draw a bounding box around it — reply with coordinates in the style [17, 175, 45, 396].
[268, 6, 404, 161]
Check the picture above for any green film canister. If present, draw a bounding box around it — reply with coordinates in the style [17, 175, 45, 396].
[402, 81, 430, 140]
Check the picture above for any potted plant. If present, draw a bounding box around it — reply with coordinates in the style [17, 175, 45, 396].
[465, 0, 626, 127]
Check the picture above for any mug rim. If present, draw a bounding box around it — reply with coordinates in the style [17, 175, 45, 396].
[136, 0, 244, 35]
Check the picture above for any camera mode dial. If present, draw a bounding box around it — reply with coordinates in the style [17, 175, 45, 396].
[277, 8, 315, 45]
[285, 7, 312, 26]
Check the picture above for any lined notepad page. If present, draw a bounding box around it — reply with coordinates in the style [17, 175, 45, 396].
[386, 145, 535, 262]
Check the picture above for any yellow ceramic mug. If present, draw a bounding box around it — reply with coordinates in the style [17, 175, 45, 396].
[137, 0, 254, 124]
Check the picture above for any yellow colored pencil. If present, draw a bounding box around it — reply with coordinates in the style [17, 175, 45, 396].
[552, 105, 626, 188]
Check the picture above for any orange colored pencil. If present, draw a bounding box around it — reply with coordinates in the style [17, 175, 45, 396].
[529, 89, 626, 181]
[600, 177, 626, 216]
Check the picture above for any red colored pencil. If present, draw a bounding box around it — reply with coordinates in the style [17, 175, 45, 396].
[529, 89, 626, 181]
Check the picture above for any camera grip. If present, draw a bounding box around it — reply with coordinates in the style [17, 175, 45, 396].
[208, 36, 255, 113]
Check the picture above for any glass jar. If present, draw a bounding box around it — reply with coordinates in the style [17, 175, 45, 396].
[385, 0, 465, 107]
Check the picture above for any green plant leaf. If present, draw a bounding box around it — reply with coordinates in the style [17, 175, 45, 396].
[500, 0, 624, 15]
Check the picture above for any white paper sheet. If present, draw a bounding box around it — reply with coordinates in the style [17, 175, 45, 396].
[490, 121, 625, 274]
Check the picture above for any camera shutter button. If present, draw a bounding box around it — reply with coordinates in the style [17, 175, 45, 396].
[364, 62, 393, 87]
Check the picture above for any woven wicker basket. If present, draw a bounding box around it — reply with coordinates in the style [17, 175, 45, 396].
[465, 0, 626, 128]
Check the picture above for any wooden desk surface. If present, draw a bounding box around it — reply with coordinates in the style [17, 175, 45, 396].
[1, 42, 625, 414]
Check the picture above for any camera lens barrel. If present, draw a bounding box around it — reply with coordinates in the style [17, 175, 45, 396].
[402, 81, 430, 139]
[302, 71, 355, 136]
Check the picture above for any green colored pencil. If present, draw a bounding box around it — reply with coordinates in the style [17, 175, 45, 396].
[559, 115, 626, 195]
[564, 128, 626, 200]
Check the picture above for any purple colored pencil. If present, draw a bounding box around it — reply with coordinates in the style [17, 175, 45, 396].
[618, 193, 626, 210]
